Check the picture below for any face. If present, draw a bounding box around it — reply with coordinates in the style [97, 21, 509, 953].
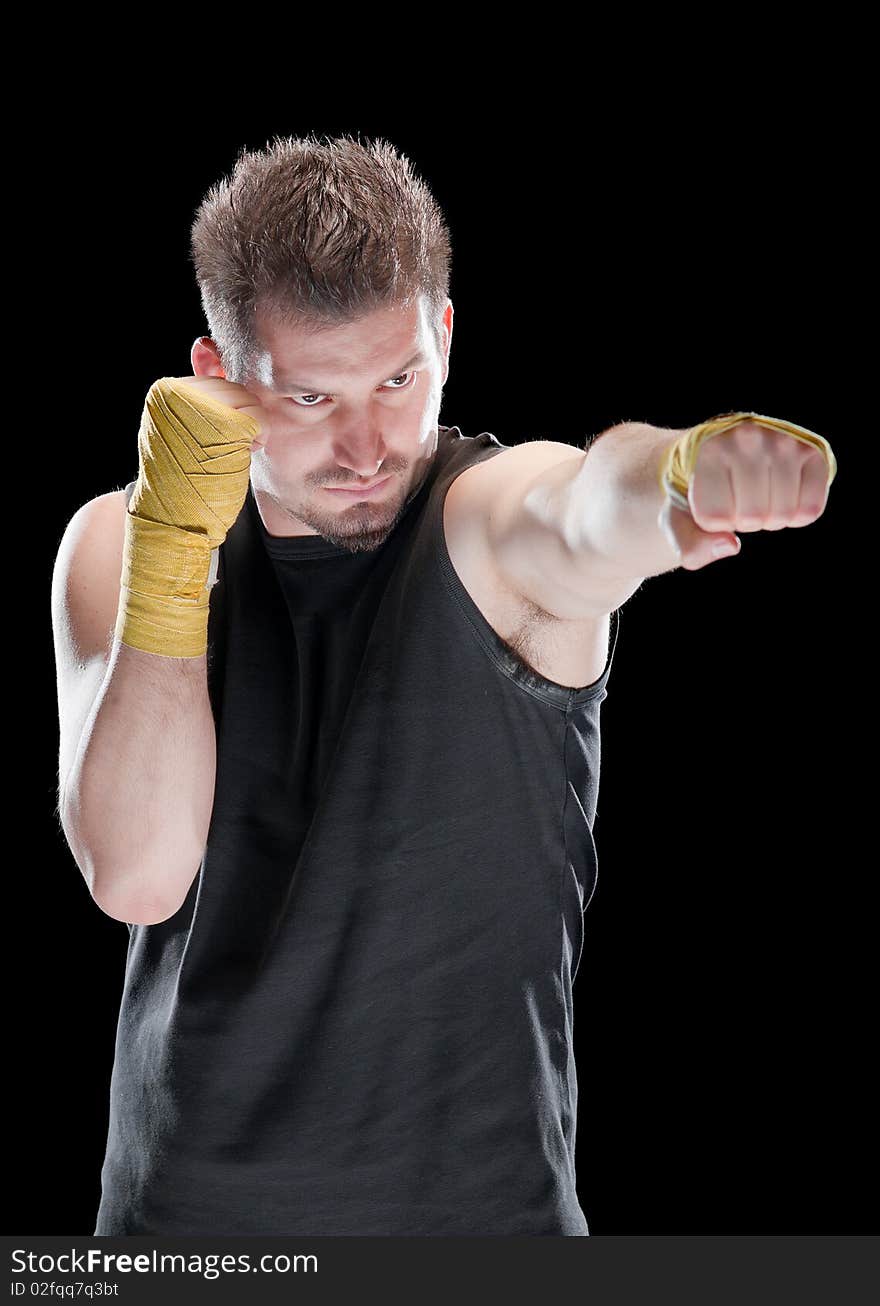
[191, 294, 453, 553]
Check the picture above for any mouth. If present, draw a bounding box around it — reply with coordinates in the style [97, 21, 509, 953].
[324, 476, 392, 499]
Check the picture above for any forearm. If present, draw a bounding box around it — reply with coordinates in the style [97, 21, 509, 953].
[61, 639, 216, 925]
[559, 422, 687, 582]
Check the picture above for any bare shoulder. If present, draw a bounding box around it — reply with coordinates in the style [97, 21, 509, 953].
[51, 489, 129, 668]
[444, 440, 583, 563]
[50, 489, 131, 809]
[447, 439, 584, 508]
[443, 442, 612, 690]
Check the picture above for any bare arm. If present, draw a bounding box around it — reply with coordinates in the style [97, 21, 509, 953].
[547, 423, 686, 586]
[52, 493, 216, 925]
[464, 426, 684, 623]
[483, 419, 823, 622]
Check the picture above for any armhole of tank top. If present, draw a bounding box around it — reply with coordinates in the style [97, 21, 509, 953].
[429, 446, 621, 711]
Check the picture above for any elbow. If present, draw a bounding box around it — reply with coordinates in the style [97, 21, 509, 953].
[61, 805, 198, 926]
[91, 850, 202, 924]
[84, 844, 197, 926]
[93, 878, 186, 927]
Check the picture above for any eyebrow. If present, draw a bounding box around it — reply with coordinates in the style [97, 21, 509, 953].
[275, 350, 429, 395]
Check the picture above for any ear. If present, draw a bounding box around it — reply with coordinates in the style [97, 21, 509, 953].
[191, 335, 227, 378]
[440, 300, 453, 384]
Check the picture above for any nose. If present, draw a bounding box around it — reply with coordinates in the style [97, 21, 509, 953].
[331, 427, 389, 483]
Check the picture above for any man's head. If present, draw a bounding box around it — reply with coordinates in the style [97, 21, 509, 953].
[189, 132, 454, 553]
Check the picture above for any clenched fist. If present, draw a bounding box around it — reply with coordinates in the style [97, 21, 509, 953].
[129, 376, 270, 550]
[659, 417, 836, 572]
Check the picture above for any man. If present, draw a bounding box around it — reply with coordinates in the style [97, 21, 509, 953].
[51, 133, 835, 1236]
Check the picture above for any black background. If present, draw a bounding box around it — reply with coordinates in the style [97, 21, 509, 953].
[24, 85, 871, 1238]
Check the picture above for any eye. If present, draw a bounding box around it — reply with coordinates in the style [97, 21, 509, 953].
[289, 371, 417, 407]
[382, 370, 417, 390]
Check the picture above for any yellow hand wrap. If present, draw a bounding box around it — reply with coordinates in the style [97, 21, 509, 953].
[114, 378, 261, 658]
[658, 410, 838, 514]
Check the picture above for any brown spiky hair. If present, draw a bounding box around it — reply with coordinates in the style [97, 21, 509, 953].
[189, 132, 452, 384]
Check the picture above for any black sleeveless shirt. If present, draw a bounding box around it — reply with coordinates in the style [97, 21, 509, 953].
[94, 424, 620, 1236]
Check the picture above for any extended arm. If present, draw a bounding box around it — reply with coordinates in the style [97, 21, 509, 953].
[548, 422, 686, 582]
[484, 423, 686, 620]
[482, 415, 833, 619]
